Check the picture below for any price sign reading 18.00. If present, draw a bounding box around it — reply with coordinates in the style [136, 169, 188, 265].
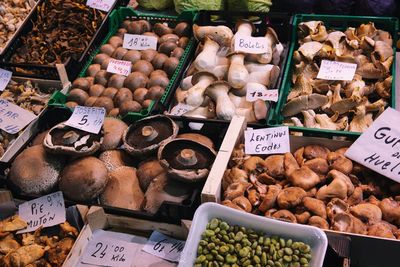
[106, 59, 132, 76]
[123, 33, 158, 51]
[64, 106, 105, 134]
[246, 87, 279, 102]
[142, 231, 185, 262]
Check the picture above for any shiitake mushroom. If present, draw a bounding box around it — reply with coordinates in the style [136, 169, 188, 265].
[112, 47, 128, 60]
[132, 60, 154, 76]
[148, 74, 169, 88]
[178, 37, 189, 48]
[153, 23, 173, 36]
[89, 84, 105, 97]
[163, 57, 179, 77]
[174, 22, 190, 37]
[123, 50, 141, 64]
[93, 53, 110, 65]
[146, 85, 165, 100]
[133, 88, 148, 103]
[108, 36, 123, 48]
[141, 49, 158, 62]
[119, 100, 142, 116]
[68, 89, 89, 105]
[87, 64, 101, 77]
[72, 78, 90, 91]
[102, 87, 118, 99]
[108, 74, 126, 89]
[85, 96, 98, 107]
[159, 41, 177, 56]
[94, 96, 114, 113]
[124, 72, 149, 91]
[100, 44, 115, 56]
[114, 88, 133, 107]
[94, 70, 110, 86]
[159, 33, 179, 44]
[151, 53, 168, 69]
[171, 47, 184, 59]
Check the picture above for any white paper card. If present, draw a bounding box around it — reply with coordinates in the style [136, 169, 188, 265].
[245, 126, 290, 155]
[0, 99, 37, 134]
[345, 108, 400, 183]
[142, 231, 185, 262]
[65, 106, 105, 134]
[317, 60, 357, 81]
[234, 35, 269, 54]
[0, 68, 12, 91]
[81, 235, 135, 267]
[18, 191, 66, 234]
[123, 34, 158, 51]
[246, 87, 278, 102]
[106, 59, 132, 76]
[169, 103, 194, 116]
[86, 0, 115, 12]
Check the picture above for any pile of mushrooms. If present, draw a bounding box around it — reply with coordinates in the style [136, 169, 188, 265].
[222, 144, 400, 239]
[282, 21, 393, 132]
[8, 115, 216, 215]
[67, 19, 191, 117]
[170, 20, 284, 122]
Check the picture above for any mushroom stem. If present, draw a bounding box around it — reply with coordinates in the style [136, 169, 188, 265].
[194, 37, 220, 71]
[141, 126, 159, 141]
[177, 149, 198, 166]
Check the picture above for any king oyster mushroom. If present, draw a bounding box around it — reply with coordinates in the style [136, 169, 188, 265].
[43, 122, 103, 156]
[158, 138, 216, 183]
[123, 115, 178, 156]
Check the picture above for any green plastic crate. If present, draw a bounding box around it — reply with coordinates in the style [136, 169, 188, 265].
[49, 7, 197, 122]
[268, 14, 399, 138]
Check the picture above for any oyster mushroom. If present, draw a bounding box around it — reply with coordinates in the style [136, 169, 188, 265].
[308, 216, 329, 229]
[123, 115, 178, 156]
[303, 197, 327, 219]
[297, 41, 323, 61]
[375, 76, 392, 99]
[282, 94, 328, 117]
[301, 110, 321, 129]
[185, 71, 218, 107]
[277, 187, 307, 209]
[298, 21, 328, 43]
[349, 105, 373, 132]
[43, 122, 103, 157]
[158, 138, 216, 183]
[287, 74, 313, 101]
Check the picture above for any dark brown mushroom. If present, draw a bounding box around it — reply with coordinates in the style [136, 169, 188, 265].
[100, 118, 128, 151]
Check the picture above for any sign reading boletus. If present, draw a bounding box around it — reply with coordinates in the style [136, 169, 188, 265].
[346, 108, 400, 182]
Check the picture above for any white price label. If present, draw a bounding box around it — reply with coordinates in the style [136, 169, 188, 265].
[317, 60, 357, 81]
[142, 231, 185, 262]
[0, 99, 37, 134]
[234, 35, 269, 54]
[86, 0, 115, 12]
[245, 126, 290, 155]
[81, 236, 135, 267]
[0, 68, 12, 91]
[346, 108, 400, 183]
[169, 103, 194, 116]
[123, 34, 158, 51]
[65, 106, 105, 134]
[246, 88, 278, 102]
[18, 191, 66, 234]
[106, 59, 132, 76]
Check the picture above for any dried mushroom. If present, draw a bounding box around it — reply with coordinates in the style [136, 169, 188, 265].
[158, 138, 216, 183]
[222, 143, 400, 239]
[43, 122, 103, 156]
[283, 21, 393, 132]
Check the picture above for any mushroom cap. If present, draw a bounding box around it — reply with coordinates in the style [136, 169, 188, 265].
[8, 145, 65, 195]
[59, 156, 109, 202]
[122, 115, 179, 157]
[191, 71, 218, 85]
[137, 158, 165, 192]
[158, 138, 217, 183]
[99, 166, 144, 210]
[43, 122, 103, 157]
[177, 133, 215, 150]
[277, 187, 307, 209]
[206, 80, 230, 91]
[227, 51, 246, 57]
[98, 149, 135, 172]
[100, 117, 128, 151]
[235, 19, 255, 34]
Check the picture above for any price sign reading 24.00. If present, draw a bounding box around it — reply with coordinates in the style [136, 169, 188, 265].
[123, 33, 158, 51]
[64, 106, 105, 134]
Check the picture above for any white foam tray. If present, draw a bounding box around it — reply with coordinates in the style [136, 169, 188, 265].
[179, 202, 328, 267]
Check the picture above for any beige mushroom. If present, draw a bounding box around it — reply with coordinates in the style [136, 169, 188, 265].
[186, 71, 218, 107]
[350, 203, 382, 224]
[277, 187, 307, 209]
[288, 166, 321, 190]
[368, 222, 395, 239]
[303, 197, 327, 219]
[326, 198, 349, 222]
[308, 216, 329, 229]
[379, 198, 400, 226]
[272, 210, 297, 223]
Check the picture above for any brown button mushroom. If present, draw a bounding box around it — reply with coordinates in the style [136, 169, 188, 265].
[72, 78, 91, 91]
[100, 117, 128, 151]
[94, 96, 114, 113]
[114, 88, 133, 107]
[85, 96, 98, 107]
[59, 157, 109, 202]
[43, 122, 103, 156]
[122, 115, 178, 156]
[146, 85, 166, 100]
[277, 187, 307, 209]
[87, 64, 101, 77]
[124, 72, 149, 91]
[141, 49, 158, 62]
[65, 101, 79, 109]
[163, 57, 179, 77]
[151, 53, 169, 69]
[123, 50, 142, 64]
[67, 89, 89, 106]
[119, 100, 142, 116]
[108, 74, 126, 89]
[98, 149, 135, 172]
[99, 166, 144, 210]
[8, 145, 65, 195]
[89, 84, 105, 97]
[132, 60, 154, 76]
[137, 159, 165, 192]
[158, 138, 217, 183]
[101, 87, 119, 99]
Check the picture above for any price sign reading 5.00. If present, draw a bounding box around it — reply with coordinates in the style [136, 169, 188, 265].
[106, 59, 132, 76]
[142, 231, 185, 262]
[123, 33, 158, 51]
[65, 106, 105, 134]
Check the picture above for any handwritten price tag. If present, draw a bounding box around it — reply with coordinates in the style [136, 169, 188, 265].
[18, 192, 65, 234]
[0, 99, 37, 134]
[81, 236, 135, 267]
[317, 60, 357, 81]
[123, 34, 158, 51]
[142, 231, 185, 262]
[246, 87, 278, 102]
[65, 106, 105, 134]
[169, 103, 195, 116]
[0, 68, 12, 91]
[86, 0, 115, 12]
[106, 59, 132, 76]
[234, 35, 269, 54]
[245, 126, 290, 155]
